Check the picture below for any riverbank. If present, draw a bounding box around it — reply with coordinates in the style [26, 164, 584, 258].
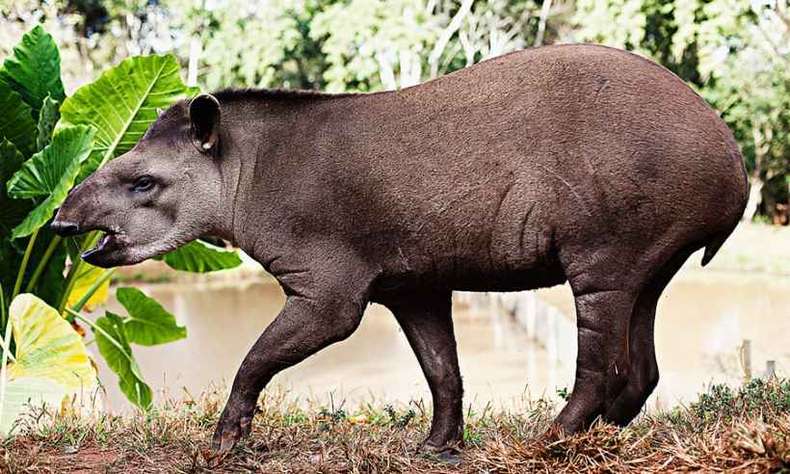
[2, 379, 789, 473]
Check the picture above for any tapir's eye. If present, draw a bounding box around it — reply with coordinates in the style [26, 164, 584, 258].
[131, 175, 155, 193]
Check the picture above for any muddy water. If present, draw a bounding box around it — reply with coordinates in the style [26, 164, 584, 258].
[96, 270, 790, 413]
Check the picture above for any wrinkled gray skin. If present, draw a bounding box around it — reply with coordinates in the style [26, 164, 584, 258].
[52, 45, 748, 456]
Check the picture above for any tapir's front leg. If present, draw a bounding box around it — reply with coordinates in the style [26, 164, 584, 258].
[212, 262, 372, 453]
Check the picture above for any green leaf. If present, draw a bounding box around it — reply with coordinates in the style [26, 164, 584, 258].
[7, 126, 94, 199]
[93, 312, 152, 410]
[0, 140, 25, 187]
[7, 125, 95, 239]
[0, 86, 36, 155]
[158, 240, 243, 273]
[60, 54, 198, 180]
[0, 242, 20, 301]
[0, 25, 65, 117]
[1, 294, 97, 434]
[31, 234, 66, 308]
[0, 140, 30, 238]
[35, 95, 60, 151]
[116, 287, 186, 346]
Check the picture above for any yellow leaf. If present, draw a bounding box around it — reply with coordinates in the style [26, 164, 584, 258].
[66, 263, 110, 311]
[1, 294, 97, 434]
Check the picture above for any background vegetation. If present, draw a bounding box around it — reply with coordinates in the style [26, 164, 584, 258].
[2, 0, 788, 223]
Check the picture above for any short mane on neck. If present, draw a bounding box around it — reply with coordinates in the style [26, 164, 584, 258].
[211, 88, 356, 103]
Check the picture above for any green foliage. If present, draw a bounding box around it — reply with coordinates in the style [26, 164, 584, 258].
[311, 0, 437, 92]
[91, 286, 187, 410]
[0, 140, 29, 238]
[35, 95, 60, 152]
[383, 404, 415, 428]
[0, 25, 241, 422]
[175, 0, 303, 90]
[0, 24, 65, 119]
[116, 287, 186, 346]
[7, 125, 96, 238]
[156, 240, 243, 273]
[93, 312, 153, 410]
[0, 86, 36, 155]
[60, 54, 199, 179]
[690, 378, 790, 424]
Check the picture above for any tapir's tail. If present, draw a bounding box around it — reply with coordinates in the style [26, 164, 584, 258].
[701, 226, 736, 267]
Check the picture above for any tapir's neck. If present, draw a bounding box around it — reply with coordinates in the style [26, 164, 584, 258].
[209, 92, 357, 254]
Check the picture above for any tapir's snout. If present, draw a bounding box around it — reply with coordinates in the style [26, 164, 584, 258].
[51, 184, 84, 236]
[50, 219, 82, 237]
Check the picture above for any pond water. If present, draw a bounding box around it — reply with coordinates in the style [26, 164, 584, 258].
[95, 268, 790, 414]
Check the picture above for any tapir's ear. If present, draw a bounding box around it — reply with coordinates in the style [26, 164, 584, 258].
[189, 94, 221, 153]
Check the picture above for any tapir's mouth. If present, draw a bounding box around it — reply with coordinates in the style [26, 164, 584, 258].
[80, 227, 129, 267]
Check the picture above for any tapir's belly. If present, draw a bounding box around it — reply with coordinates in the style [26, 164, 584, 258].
[370, 183, 566, 295]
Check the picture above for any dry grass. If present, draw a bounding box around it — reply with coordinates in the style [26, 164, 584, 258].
[2, 379, 789, 473]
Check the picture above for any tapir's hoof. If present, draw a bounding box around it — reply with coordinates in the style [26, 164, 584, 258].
[419, 440, 463, 465]
[211, 412, 253, 455]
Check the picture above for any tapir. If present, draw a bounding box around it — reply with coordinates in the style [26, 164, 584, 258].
[52, 44, 748, 455]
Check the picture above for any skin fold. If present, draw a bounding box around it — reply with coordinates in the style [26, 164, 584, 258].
[51, 44, 749, 455]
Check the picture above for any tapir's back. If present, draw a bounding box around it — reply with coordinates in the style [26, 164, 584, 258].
[331, 44, 746, 290]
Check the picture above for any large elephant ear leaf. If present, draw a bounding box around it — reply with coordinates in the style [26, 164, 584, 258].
[156, 239, 243, 273]
[0, 25, 65, 118]
[60, 54, 199, 180]
[116, 287, 186, 346]
[0, 86, 36, 156]
[93, 312, 153, 410]
[1, 294, 97, 434]
[6, 125, 95, 239]
[0, 140, 31, 236]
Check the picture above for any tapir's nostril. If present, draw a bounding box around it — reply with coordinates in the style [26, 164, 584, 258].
[50, 220, 81, 237]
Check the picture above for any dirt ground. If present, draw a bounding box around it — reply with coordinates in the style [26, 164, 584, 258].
[2, 379, 790, 473]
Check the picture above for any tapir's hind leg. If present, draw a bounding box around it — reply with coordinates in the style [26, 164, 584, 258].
[600, 284, 661, 426]
[553, 286, 637, 433]
[604, 247, 694, 425]
[385, 290, 464, 453]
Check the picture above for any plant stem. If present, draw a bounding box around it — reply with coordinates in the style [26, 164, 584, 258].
[0, 337, 14, 363]
[58, 231, 101, 315]
[0, 286, 13, 429]
[25, 235, 62, 292]
[65, 308, 126, 355]
[71, 269, 115, 313]
[0, 287, 14, 364]
[11, 230, 39, 301]
[0, 283, 5, 332]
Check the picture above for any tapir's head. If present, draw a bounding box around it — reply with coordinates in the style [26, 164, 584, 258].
[51, 94, 225, 268]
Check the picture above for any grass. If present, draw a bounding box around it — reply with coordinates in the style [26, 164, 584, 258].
[2, 379, 789, 473]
